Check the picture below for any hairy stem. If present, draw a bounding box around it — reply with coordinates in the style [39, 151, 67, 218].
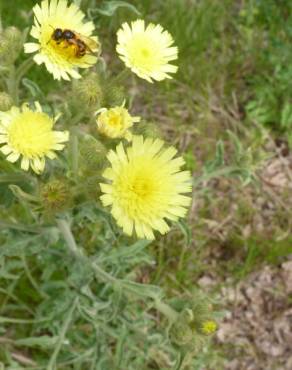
[69, 130, 79, 179]
[154, 300, 179, 322]
[46, 297, 79, 370]
[6, 65, 18, 104]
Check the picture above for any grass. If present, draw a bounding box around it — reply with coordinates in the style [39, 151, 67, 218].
[0, 0, 292, 368]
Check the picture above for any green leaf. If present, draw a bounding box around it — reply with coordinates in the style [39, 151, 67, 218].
[280, 101, 292, 129]
[0, 173, 31, 184]
[177, 219, 192, 246]
[91, 1, 140, 17]
[121, 280, 163, 300]
[104, 239, 151, 261]
[22, 78, 44, 98]
[15, 336, 58, 349]
[9, 184, 39, 203]
[0, 235, 43, 257]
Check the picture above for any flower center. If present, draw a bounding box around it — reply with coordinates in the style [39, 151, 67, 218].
[49, 39, 77, 59]
[130, 177, 154, 198]
[129, 36, 161, 70]
[7, 112, 55, 158]
[108, 113, 121, 127]
[141, 47, 151, 58]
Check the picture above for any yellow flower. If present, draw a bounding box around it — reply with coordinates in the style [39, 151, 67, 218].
[116, 19, 178, 83]
[100, 136, 192, 240]
[24, 0, 100, 80]
[96, 105, 140, 141]
[0, 103, 69, 174]
[201, 320, 217, 335]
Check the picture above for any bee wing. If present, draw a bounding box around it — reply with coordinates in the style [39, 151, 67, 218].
[75, 33, 100, 52]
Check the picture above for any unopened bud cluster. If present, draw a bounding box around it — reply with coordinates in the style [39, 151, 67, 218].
[169, 295, 218, 349]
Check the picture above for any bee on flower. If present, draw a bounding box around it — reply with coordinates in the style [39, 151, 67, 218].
[116, 19, 178, 83]
[0, 102, 69, 174]
[100, 136, 192, 240]
[96, 103, 140, 141]
[24, 0, 100, 80]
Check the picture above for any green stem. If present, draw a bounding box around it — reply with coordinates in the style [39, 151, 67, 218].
[56, 219, 82, 258]
[21, 254, 48, 300]
[154, 300, 179, 322]
[0, 221, 43, 233]
[46, 297, 79, 370]
[15, 57, 34, 89]
[6, 65, 18, 104]
[69, 130, 79, 179]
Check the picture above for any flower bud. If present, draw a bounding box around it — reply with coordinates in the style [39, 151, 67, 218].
[134, 121, 162, 139]
[96, 105, 140, 141]
[71, 72, 103, 110]
[79, 135, 107, 171]
[169, 320, 193, 346]
[198, 320, 218, 335]
[83, 175, 102, 199]
[0, 27, 23, 64]
[40, 179, 72, 214]
[103, 84, 125, 107]
[0, 92, 13, 111]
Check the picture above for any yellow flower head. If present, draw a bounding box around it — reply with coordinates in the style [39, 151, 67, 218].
[100, 136, 192, 240]
[96, 105, 140, 141]
[116, 19, 178, 83]
[0, 103, 69, 174]
[201, 320, 217, 335]
[24, 0, 100, 80]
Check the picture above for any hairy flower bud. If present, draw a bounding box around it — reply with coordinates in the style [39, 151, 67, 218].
[84, 175, 102, 199]
[169, 321, 193, 346]
[135, 121, 162, 139]
[79, 135, 107, 172]
[40, 180, 72, 213]
[0, 27, 23, 64]
[0, 92, 13, 111]
[103, 84, 125, 107]
[71, 72, 103, 110]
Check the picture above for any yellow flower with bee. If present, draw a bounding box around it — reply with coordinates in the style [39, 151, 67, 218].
[24, 0, 100, 80]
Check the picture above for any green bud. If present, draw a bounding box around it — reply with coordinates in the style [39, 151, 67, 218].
[0, 35, 9, 61]
[134, 121, 162, 139]
[0, 27, 23, 64]
[102, 84, 125, 107]
[71, 72, 103, 110]
[169, 320, 194, 346]
[79, 135, 107, 172]
[40, 180, 72, 214]
[0, 92, 13, 111]
[83, 175, 102, 199]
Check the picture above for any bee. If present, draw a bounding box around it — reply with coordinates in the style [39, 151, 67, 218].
[51, 28, 99, 58]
